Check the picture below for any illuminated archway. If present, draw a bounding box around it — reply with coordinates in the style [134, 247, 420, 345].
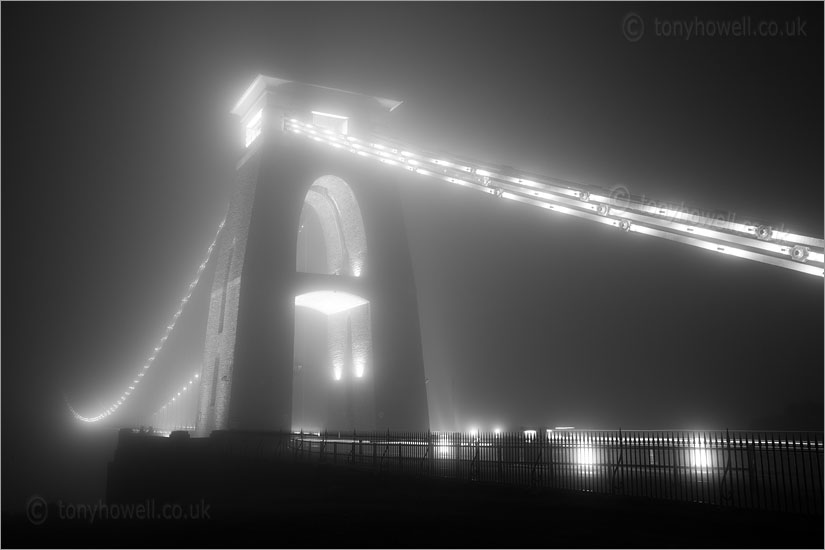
[293, 176, 374, 432]
[297, 175, 367, 277]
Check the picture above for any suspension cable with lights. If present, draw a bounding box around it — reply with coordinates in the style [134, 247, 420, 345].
[149, 368, 203, 433]
[66, 217, 227, 423]
[283, 118, 824, 278]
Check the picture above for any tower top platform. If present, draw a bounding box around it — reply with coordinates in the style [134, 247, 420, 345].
[231, 74, 403, 121]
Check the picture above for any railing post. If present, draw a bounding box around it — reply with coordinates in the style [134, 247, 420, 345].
[746, 434, 757, 509]
[530, 433, 541, 489]
[471, 431, 476, 481]
[815, 433, 823, 517]
[454, 432, 460, 479]
[497, 432, 503, 484]
[378, 429, 390, 473]
[611, 428, 624, 495]
[720, 428, 733, 506]
[791, 432, 803, 514]
[320, 430, 326, 462]
[428, 430, 434, 477]
[423, 430, 432, 477]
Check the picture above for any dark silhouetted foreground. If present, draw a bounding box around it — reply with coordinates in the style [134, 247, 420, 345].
[2, 429, 822, 548]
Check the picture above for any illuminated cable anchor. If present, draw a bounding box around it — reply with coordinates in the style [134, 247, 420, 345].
[791, 245, 809, 262]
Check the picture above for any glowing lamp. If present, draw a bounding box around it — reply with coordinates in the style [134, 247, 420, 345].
[578, 447, 596, 465]
[295, 291, 368, 315]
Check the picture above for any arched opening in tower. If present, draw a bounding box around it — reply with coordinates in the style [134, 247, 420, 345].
[293, 291, 374, 433]
[296, 175, 367, 277]
[293, 175, 374, 433]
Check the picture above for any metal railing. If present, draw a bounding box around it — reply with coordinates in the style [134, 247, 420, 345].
[246, 428, 824, 516]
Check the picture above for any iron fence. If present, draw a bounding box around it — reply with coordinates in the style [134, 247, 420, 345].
[196, 430, 823, 516]
[204, 428, 823, 516]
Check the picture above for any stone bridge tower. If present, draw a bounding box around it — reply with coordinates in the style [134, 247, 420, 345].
[195, 75, 429, 435]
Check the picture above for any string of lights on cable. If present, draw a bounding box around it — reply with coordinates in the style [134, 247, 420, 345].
[149, 368, 202, 433]
[66, 217, 227, 423]
[284, 118, 824, 277]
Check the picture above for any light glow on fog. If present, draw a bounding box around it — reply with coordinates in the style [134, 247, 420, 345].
[578, 446, 596, 465]
[295, 291, 368, 316]
[691, 438, 711, 468]
[436, 434, 453, 458]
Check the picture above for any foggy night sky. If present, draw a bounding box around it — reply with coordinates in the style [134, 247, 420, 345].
[2, 2, 822, 508]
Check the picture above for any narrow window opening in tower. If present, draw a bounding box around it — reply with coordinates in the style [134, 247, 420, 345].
[245, 109, 263, 147]
[218, 246, 235, 334]
[296, 207, 328, 274]
[311, 111, 348, 135]
[353, 307, 365, 377]
[210, 357, 220, 407]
